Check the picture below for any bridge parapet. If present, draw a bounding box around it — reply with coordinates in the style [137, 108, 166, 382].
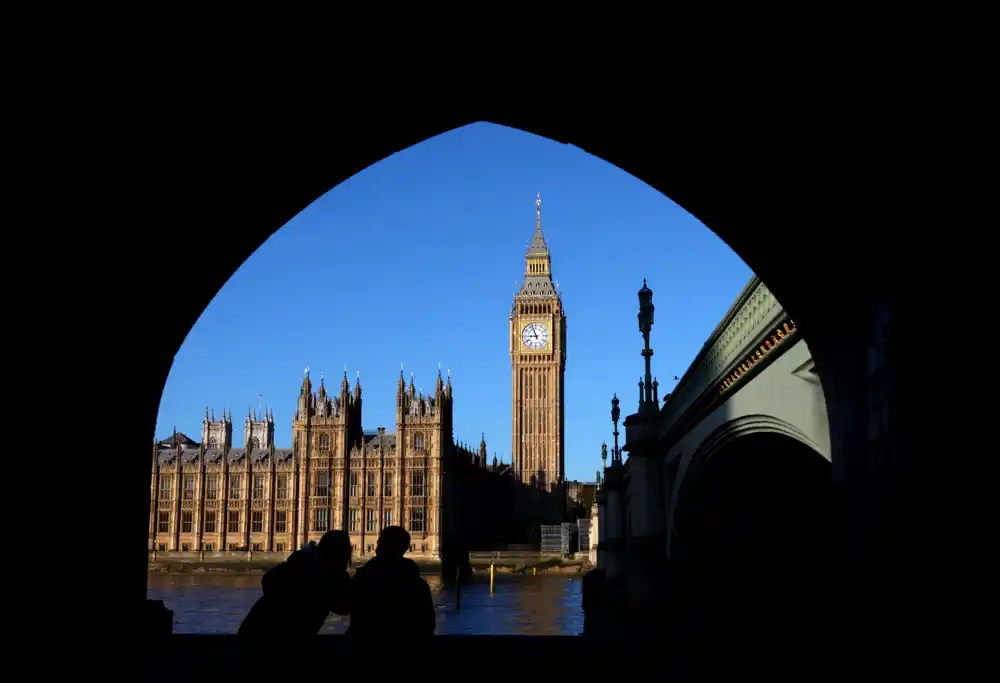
[659, 276, 784, 432]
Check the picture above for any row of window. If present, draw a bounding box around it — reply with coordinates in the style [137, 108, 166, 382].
[336, 471, 427, 498]
[312, 433, 428, 450]
[157, 473, 290, 502]
[155, 542, 287, 553]
[338, 507, 426, 533]
[306, 507, 428, 533]
[157, 471, 431, 502]
[154, 540, 431, 554]
[156, 509, 287, 534]
[518, 302, 555, 315]
[155, 507, 429, 536]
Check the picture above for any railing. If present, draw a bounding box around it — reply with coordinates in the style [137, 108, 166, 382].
[469, 550, 564, 562]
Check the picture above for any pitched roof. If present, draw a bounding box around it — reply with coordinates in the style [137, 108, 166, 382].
[156, 432, 200, 448]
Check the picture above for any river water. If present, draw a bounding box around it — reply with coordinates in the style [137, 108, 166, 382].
[147, 572, 584, 635]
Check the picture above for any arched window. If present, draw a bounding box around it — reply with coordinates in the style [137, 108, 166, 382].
[319, 434, 330, 450]
[209, 436, 218, 447]
[414, 433, 425, 450]
[251, 437, 260, 450]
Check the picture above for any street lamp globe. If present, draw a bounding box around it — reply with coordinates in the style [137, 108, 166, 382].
[638, 278, 655, 333]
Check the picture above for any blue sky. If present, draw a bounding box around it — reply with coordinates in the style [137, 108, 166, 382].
[156, 123, 752, 481]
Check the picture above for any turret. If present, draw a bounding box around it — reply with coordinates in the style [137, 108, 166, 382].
[201, 405, 232, 450]
[245, 398, 275, 450]
[297, 367, 312, 422]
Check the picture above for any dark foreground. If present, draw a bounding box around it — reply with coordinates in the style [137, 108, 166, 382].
[138, 634, 847, 681]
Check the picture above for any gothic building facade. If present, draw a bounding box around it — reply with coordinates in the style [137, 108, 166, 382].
[149, 369, 505, 559]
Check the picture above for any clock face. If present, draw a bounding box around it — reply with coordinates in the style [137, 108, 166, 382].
[521, 322, 550, 349]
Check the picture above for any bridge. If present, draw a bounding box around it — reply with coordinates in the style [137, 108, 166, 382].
[591, 275, 836, 650]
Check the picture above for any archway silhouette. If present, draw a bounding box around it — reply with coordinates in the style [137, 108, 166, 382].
[32, 76, 990, 675]
[667, 431, 834, 670]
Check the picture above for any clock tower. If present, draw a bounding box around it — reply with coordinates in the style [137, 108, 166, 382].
[510, 194, 566, 513]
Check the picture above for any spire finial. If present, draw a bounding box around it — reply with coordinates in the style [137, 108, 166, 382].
[536, 192, 541, 222]
[304, 365, 310, 377]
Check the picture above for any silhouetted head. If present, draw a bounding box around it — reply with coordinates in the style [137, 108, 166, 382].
[317, 530, 352, 569]
[375, 526, 410, 558]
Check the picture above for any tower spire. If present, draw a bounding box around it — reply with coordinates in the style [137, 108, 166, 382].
[527, 192, 548, 256]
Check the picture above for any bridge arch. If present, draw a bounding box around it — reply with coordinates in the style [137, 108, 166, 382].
[697, 412, 829, 465]
[665, 412, 829, 557]
[666, 429, 834, 664]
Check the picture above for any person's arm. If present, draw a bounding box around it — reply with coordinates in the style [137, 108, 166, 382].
[419, 580, 436, 635]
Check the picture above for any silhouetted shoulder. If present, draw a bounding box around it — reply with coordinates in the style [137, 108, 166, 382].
[400, 557, 421, 577]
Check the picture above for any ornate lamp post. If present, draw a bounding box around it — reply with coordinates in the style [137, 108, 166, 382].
[611, 393, 623, 463]
[637, 279, 657, 413]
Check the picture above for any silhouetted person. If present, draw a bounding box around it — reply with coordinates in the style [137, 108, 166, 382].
[238, 530, 352, 639]
[581, 567, 607, 635]
[347, 526, 435, 638]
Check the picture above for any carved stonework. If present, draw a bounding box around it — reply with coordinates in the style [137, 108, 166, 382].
[706, 283, 775, 372]
[717, 319, 798, 395]
[661, 277, 786, 427]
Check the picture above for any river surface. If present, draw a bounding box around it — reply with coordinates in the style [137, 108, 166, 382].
[147, 572, 584, 635]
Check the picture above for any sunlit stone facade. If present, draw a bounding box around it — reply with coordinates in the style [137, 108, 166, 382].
[149, 369, 493, 559]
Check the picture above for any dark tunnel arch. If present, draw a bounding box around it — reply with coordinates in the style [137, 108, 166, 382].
[667, 431, 834, 666]
[29, 72, 995, 674]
